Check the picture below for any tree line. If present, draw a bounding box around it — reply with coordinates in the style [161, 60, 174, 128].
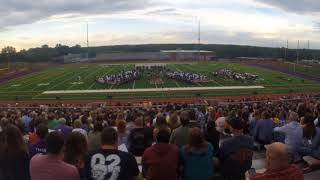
[0, 44, 319, 63]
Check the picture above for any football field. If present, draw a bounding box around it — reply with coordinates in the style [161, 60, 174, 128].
[0, 62, 319, 100]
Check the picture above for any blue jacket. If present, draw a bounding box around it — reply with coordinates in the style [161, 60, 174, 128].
[274, 121, 303, 154]
[254, 119, 274, 143]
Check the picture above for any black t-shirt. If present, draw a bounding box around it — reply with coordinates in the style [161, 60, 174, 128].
[128, 127, 153, 156]
[85, 149, 139, 180]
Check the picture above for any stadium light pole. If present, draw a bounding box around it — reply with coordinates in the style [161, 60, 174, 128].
[294, 40, 299, 73]
[284, 40, 288, 61]
[86, 21, 89, 60]
[198, 19, 201, 61]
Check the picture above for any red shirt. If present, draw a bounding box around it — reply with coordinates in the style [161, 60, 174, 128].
[30, 154, 79, 180]
[251, 165, 303, 180]
[29, 132, 39, 145]
[142, 143, 179, 180]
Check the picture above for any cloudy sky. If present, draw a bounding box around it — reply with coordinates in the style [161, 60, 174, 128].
[1, 0, 320, 50]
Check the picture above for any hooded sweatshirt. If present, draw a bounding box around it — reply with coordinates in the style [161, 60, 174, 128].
[142, 143, 179, 180]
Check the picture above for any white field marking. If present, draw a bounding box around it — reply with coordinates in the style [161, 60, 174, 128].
[37, 83, 50, 86]
[174, 80, 180, 87]
[84, 65, 107, 89]
[11, 84, 21, 87]
[109, 84, 115, 89]
[88, 65, 116, 90]
[31, 70, 74, 91]
[47, 67, 92, 91]
[43, 85, 265, 94]
[132, 80, 136, 89]
[209, 78, 223, 86]
[70, 82, 84, 85]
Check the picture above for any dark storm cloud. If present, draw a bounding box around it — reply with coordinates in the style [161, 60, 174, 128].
[256, 0, 320, 14]
[0, 0, 152, 29]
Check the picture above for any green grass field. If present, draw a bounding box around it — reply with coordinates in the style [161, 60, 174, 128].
[0, 62, 319, 100]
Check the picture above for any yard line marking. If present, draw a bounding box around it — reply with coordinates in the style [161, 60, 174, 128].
[174, 80, 180, 87]
[88, 66, 115, 90]
[47, 68, 87, 91]
[32, 69, 76, 91]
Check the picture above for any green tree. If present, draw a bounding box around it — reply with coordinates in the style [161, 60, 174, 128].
[1, 46, 16, 70]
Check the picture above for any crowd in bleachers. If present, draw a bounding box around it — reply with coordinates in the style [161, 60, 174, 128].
[0, 97, 319, 180]
[96, 70, 140, 85]
[213, 69, 259, 81]
[167, 71, 208, 83]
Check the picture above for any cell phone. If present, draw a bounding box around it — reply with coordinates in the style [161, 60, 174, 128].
[248, 168, 256, 176]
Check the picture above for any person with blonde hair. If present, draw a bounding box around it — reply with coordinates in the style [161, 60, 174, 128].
[72, 119, 87, 138]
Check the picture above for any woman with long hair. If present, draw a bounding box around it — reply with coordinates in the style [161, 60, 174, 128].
[64, 131, 88, 180]
[87, 122, 103, 151]
[180, 127, 214, 180]
[153, 114, 170, 141]
[0, 124, 30, 180]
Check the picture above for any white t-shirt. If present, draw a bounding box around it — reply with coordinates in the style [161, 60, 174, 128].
[215, 116, 226, 133]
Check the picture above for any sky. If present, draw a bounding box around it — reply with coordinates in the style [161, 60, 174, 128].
[1, 0, 320, 50]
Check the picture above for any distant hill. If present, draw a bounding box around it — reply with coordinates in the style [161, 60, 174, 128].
[0, 43, 318, 62]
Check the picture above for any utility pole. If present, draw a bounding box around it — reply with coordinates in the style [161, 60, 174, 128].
[284, 40, 288, 61]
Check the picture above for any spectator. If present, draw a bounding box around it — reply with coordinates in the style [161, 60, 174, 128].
[153, 114, 171, 140]
[196, 106, 206, 131]
[128, 116, 153, 156]
[219, 117, 254, 180]
[180, 127, 214, 180]
[117, 120, 129, 147]
[253, 111, 274, 145]
[54, 117, 73, 138]
[30, 131, 80, 180]
[274, 112, 303, 162]
[65, 132, 88, 179]
[73, 119, 88, 138]
[298, 113, 320, 158]
[85, 127, 140, 180]
[47, 113, 59, 130]
[29, 123, 48, 157]
[22, 111, 32, 133]
[0, 125, 30, 180]
[88, 122, 103, 151]
[206, 106, 216, 122]
[170, 111, 190, 148]
[248, 109, 260, 136]
[28, 117, 42, 145]
[215, 113, 226, 134]
[169, 112, 180, 131]
[249, 142, 303, 180]
[142, 129, 179, 180]
[205, 120, 220, 156]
